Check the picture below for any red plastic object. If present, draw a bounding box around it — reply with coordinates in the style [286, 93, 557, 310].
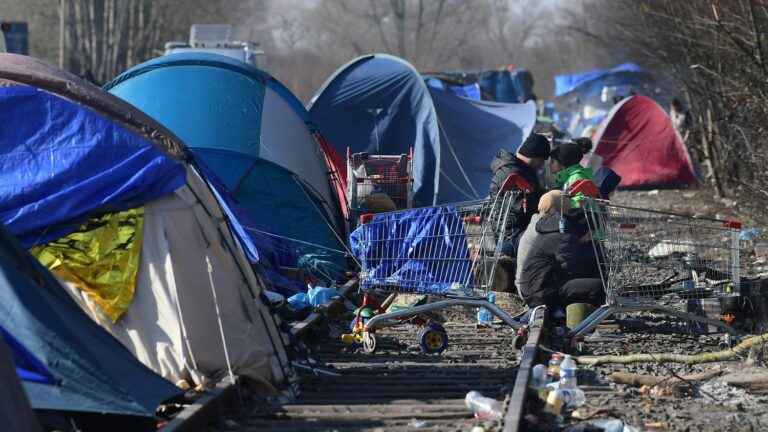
[569, 179, 600, 198]
[723, 220, 742, 229]
[464, 215, 482, 225]
[501, 173, 532, 193]
[618, 223, 637, 229]
[359, 213, 375, 225]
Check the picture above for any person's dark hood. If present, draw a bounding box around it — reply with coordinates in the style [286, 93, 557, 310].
[535, 210, 590, 237]
[535, 212, 562, 234]
[490, 148, 515, 173]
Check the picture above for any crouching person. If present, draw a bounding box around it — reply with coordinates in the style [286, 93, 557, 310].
[515, 190, 605, 315]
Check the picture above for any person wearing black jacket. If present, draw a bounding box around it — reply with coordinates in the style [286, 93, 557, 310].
[517, 191, 605, 310]
[488, 133, 550, 258]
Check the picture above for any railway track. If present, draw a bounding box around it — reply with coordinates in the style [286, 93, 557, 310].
[219, 292, 548, 432]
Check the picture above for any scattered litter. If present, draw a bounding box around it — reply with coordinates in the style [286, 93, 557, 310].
[720, 198, 737, 208]
[639, 384, 682, 398]
[287, 285, 339, 310]
[465, 390, 503, 420]
[469, 426, 486, 432]
[740, 227, 762, 241]
[590, 418, 640, 432]
[408, 419, 428, 428]
[647, 190, 659, 196]
[648, 240, 695, 258]
[222, 418, 239, 430]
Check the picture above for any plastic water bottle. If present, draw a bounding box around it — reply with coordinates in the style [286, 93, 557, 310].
[559, 355, 577, 388]
[465, 391, 503, 420]
[531, 364, 548, 389]
[477, 293, 495, 326]
[558, 355, 586, 407]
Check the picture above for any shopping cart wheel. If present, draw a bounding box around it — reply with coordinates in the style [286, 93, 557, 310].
[418, 323, 448, 355]
[362, 331, 378, 354]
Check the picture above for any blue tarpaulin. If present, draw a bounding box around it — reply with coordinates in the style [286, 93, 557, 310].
[425, 69, 535, 103]
[477, 69, 535, 103]
[350, 206, 471, 294]
[0, 224, 180, 417]
[554, 63, 644, 97]
[0, 85, 186, 246]
[311, 54, 536, 206]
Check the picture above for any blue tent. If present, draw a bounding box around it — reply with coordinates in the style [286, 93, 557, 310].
[429, 88, 536, 203]
[554, 63, 644, 97]
[310, 54, 536, 206]
[310, 54, 441, 206]
[0, 223, 180, 426]
[106, 53, 346, 270]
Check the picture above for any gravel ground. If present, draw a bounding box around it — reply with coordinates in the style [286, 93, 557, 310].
[556, 315, 768, 432]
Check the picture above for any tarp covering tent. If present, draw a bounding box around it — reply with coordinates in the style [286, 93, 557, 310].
[0, 334, 41, 432]
[587, 95, 697, 188]
[477, 69, 535, 103]
[424, 68, 535, 103]
[310, 54, 536, 206]
[105, 53, 345, 270]
[0, 53, 289, 388]
[554, 63, 644, 97]
[0, 224, 180, 430]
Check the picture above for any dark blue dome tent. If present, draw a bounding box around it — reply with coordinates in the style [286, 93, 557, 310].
[0, 53, 289, 393]
[309, 54, 537, 206]
[106, 52, 348, 280]
[0, 221, 181, 430]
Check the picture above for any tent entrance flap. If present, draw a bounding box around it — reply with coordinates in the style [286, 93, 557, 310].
[31, 208, 144, 323]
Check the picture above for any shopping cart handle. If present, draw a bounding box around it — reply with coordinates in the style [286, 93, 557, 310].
[568, 179, 600, 198]
[501, 173, 532, 193]
[359, 213, 375, 224]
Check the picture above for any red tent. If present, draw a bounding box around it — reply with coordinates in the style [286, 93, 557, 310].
[587, 95, 697, 188]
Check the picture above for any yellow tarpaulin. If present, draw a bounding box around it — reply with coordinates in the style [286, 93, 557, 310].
[31, 208, 144, 322]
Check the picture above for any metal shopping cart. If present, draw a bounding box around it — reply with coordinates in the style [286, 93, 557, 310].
[342, 175, 528, 354]
[347, 149, 413, 222]
[570, 198, 746, 338]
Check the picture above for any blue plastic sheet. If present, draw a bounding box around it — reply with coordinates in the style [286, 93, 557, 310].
[554, 63, 644, 97]
[349, 206, 471, 294]
[477, 69, 535, 103]
[287, 285, 338, 310]
[0, 85, 186, 246]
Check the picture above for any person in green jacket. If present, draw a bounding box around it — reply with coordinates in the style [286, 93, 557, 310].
[550, 138, 594, 207]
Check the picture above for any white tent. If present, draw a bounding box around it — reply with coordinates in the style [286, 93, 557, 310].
[64, 166, 290, 387]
